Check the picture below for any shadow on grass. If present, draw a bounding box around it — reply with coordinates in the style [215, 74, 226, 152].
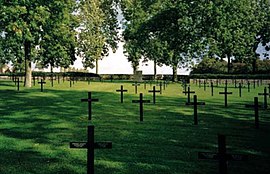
[0, 82, 269, 174]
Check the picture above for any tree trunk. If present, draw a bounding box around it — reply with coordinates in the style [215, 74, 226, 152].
[172, 65, 177, 82]
[132, 62, 138, 75]
[95, 58, 99, 74]
[154, 59, 157, 80]
[24, 41, 32, 87]
[227, 55, 231, 74]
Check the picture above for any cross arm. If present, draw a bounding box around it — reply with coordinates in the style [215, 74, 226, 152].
[81, 99, 99, 102]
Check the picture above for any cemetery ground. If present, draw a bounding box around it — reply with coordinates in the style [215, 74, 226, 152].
[0, 79, 269, 174]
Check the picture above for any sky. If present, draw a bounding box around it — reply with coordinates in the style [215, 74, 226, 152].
[72, 42, 190, 75]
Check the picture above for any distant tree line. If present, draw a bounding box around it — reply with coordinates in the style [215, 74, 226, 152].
[191, 57, 270, 74]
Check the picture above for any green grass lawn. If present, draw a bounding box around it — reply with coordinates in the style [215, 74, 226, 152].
[0, 79, 269, 174]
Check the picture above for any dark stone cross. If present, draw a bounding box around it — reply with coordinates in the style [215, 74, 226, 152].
[69, 77, 72, 87]
[199, 80, 201, 88]
[132, 93, 150, 121]
[247, 81, 250, 92]
[198, 134, 248, 174]
[15, 78, 23, 91]
[182, 82, 188, 95]
[253, 79, 256, 89]
[203, 80, 206, 91]
[163, 81, 166, 90]
[159, 81, 163, 94]
[132, 82, 140, 94]
[268, 84, 270, 98]
[210, 81, 214, 96]
[50, 75, 54, 87]
[81, 92, 99, 120]
[57, 75, 60, 84]
[88, 77, 91, 85]
[258, 87, 269, 109]
[186, 95, 205, 125]
[183, 86, 195, 104]
[238, 83, 242, 97]
[219, 86, 232, 107]
[116, 85, 128, 103]
[38, 79, 46, 92]
[245, 97, 260, 129]
[33, 76, 36, 86]
[148, 86, 160, 104]
[70, 125, 112, 174]
[234, 79, 237, 88]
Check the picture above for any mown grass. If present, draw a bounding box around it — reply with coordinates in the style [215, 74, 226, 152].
[0, 78, 269, 174]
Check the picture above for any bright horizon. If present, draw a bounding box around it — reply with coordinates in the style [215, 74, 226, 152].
[72, 42, 190, 75]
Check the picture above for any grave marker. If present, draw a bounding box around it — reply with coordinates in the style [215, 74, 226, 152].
[51, 75, 54, 87]
[70, 125, 112, 174]
[33, 76, 36, 86]
[198, 134, 248, 174]
[211, 81, 214, 96]
[268, 84, 270, 98]
[219, 87, 232, 107]
[116, 85, 128, 103]
[15, 78, 23, 91]
[148, 86, 160, 104]
[81, 92, 99, 120]
[57, 75, 60, 84]
[132, 93, 150, 121]
[159, 82, 163, 94]
[238, 83, 242, 97]
[245, 97, 260, 129]
[183, 86, 195, 104]
[258, 87, 268, 109]
[247, 81, 250, 92]
[203, 80, 206, 91]
[38, 79, 46, 92]
[132, 82, 140, 94]
[186, 95, 205, 125]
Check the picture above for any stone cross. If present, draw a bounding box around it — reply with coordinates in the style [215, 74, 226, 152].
[258, 87, 269, 109]
[219, 87, 232, 107]
[183, 86, 195, 104]
[15, 78, 23, 91]
[245, 97, 260, 129]
[198, 134, 248, 174]
[238, 83, 242, 97]
[211, 81, 214, 96]
[186, 95, 205, 125]
[148, 86, 160, 104]
[132, 82, 140, 94]
[81, 92, 99, 120]
[116, 85, 128, 103]
[70, 125, 112, 174]
[132, 93, 150, 121]
[38, 79, 46, 92]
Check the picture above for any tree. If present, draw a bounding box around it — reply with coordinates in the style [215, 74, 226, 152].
[38, 1, 77, 73]
[77, 0, 119, 74]
[202, 0, 263, 73]
[0, 0, 77, 87]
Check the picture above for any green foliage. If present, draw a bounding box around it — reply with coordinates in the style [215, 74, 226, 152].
[191, 57, 227, 74]
[77, 0, 120, 72]
[0, 0, 78, 86]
